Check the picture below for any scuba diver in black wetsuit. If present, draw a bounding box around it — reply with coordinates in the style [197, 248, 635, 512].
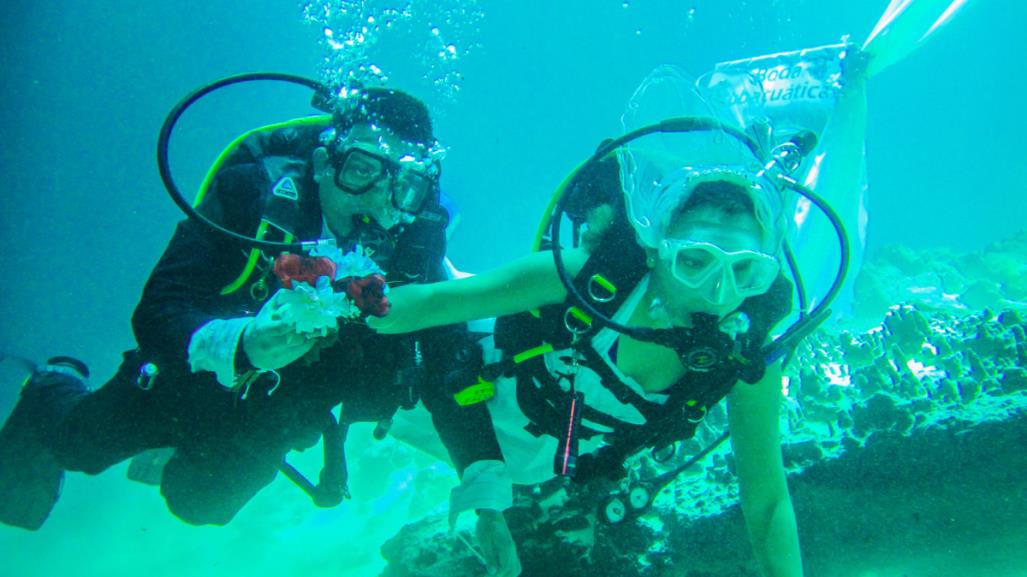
[0, 84, 517, 573]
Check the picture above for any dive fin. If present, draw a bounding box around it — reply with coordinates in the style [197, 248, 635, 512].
[0, 389, 65, 530]
[0, 356, 88, 530]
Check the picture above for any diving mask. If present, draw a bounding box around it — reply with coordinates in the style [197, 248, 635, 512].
[658, 239, 779, 304]
[331, 144, 438, 216]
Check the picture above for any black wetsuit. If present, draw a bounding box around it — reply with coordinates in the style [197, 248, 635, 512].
[35, 127, 503, 525]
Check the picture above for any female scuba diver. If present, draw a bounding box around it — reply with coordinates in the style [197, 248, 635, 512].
[370, 68, 806, 577]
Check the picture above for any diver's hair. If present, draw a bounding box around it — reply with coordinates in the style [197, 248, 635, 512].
[672, 180, 756, 222]
[332, 88, 434, 145]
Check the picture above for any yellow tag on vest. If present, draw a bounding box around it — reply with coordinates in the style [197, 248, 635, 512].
[454, 377, 496, 406]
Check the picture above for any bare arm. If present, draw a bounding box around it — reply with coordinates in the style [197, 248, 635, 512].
[368, 249, 591, 334]
[726, 362, 804, 577]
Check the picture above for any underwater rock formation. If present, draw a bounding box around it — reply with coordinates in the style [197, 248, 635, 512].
[380, 237, 1027, 577]
[852, 229, 1027, 321]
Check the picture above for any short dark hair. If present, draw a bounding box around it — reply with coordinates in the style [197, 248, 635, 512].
[332, 88, 434, 145]
[673, 180, 755, 222]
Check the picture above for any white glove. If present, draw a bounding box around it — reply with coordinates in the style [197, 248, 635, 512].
[242, 289, 320, 370]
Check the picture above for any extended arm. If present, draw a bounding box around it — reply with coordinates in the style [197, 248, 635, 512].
[369, 248, 590, 334]
[726, 362, 804, 577]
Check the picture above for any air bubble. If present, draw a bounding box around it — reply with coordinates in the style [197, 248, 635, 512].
[305, 0, 483, 105]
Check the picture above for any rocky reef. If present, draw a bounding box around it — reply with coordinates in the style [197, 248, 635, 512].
[380, 233, 1027, 577]
[851, 229, 1027, 321]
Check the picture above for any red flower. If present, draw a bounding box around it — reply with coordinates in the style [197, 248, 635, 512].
[273, 253, 338, 289]
[336, 274, 391, 317]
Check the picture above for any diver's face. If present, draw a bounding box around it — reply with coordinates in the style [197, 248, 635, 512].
[315, 124, 429, 235]
[651, 207, 770, 318]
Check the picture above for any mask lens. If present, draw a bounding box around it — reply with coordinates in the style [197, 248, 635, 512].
[391, 170, 432, 214]
[336, 149, 386, 193]
[731, 256, 778, 295]
[671, 245, 719, 287]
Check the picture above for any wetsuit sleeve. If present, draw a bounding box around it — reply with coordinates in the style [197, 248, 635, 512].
[131, 164, 267, 366]
[416, 323, 505, 476]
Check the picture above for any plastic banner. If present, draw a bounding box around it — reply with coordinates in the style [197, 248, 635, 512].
[704, 43, 867, 317]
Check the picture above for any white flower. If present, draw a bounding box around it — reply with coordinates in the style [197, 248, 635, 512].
[311, 244, 384, 279]
[277, 276, 361, 336]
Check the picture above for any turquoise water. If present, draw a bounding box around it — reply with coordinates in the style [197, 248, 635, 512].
[0, 2, 1023, 576]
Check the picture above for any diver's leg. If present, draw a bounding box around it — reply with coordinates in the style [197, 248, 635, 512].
[0, 350, 190, 530]
[0, 357, 90, 530]
[160, 377, 342, 525]
[51, 351, 177, 474]
[159, 441, 283, 526]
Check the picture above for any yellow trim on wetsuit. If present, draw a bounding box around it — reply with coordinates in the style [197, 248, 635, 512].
[219, 221, 296, 296]
[513, 343, 555, 364]
[529, 149, 619, 317]
[192, 115, 330, 296]
[455, 344, 555, 406]
[194, 114, 333, 206]
[531, 157, 589, 253]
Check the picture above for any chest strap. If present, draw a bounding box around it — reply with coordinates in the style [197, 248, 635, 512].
[514, 358, 624, 440]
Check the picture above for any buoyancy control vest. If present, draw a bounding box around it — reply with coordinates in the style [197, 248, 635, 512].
[490, 222, 793, 483]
